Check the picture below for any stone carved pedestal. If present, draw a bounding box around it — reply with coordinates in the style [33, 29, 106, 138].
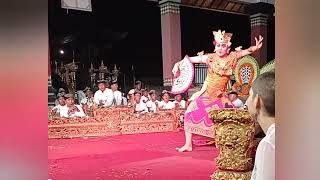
[209, 109, 255, 180]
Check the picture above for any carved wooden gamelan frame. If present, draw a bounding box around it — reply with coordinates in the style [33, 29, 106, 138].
[48, 107, 182, 139]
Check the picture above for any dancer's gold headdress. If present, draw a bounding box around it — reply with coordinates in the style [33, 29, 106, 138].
[213, 30, 233, 46]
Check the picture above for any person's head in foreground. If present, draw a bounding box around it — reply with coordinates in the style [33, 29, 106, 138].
[97, 80, 107, 92]
[64, 94, 76, 107]
[149, 90, 157, 101]
[134, 91, 142, 104]
[161, 90, 170, 103]
[246, 71, 275, 132]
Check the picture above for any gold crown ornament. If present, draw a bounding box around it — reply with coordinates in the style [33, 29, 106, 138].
[213, 30, 233, 46]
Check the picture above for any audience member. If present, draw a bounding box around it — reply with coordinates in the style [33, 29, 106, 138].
[247, 72, 275, 180]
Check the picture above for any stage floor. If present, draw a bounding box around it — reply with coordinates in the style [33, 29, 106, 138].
[48, 131, 219, 180]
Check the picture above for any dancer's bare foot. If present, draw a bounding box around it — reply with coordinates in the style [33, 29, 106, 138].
[176, 145, 192, 152]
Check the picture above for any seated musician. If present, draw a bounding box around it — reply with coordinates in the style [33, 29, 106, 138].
[158, 90, 175, 110]
[55, 88, 66, 106]
[140, 89, 149, 103]
[133, 91, 148, 114]
[81, 87, 94, 113]
[121, 93, 128, 106]
[228, 91, 244, 108]
[60, 94, 86, 118]
[173, 94, 186, 109]
[146, 90, 160, 113]
[51, 93, 66, 117]
[110, 80, 123, 106]
[127, 90, 134, 106]
[93, 80, 114, 107]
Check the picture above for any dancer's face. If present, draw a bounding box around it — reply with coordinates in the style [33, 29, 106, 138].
[215, 43, 229, 57]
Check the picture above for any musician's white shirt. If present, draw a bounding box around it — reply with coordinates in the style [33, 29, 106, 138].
[146, 100, 160, 112]
[112, 90, 123, 106]
[173, 100, 186, 109]
[94, 89, 114, 107]
[141, 95, 149, 103]
[60, 105, 86, 118]
[52, 104, 65, 114]
[135, 102, 148, 113]
[159, 100, 175, 110]
[232, 98, 244, 108]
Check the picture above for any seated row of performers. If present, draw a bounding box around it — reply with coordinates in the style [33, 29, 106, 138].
[51, 83, 244, 119]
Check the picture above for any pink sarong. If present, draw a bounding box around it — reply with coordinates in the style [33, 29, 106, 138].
[184, 95, 234, 138]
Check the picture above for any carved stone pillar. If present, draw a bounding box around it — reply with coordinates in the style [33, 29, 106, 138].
[209, 109, 255, 180]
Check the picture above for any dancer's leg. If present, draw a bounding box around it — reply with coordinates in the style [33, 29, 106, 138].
[176, 130, 193, 152]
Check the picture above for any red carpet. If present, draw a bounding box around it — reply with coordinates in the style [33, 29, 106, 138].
[48, 131, 219, 180]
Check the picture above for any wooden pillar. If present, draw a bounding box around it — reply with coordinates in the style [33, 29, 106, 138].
[246, 2, 274, 68]
[159, 0, 181, 87]
[250, 13, 268, 67]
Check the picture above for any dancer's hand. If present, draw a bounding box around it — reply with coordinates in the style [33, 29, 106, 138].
[253, 35, 263, 51]
[172, 61, 181, 76]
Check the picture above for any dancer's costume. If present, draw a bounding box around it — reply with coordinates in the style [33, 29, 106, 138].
[172, 30, 244, 138]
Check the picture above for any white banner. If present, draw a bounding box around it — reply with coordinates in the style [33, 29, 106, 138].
[61, 0, 92, 12]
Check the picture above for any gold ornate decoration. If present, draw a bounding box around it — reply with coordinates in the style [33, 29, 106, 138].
[213, 30, 233, 46]
[208, 109, 255, 180]
[120, 109, 179, 135]
[48, 107, 180, 139]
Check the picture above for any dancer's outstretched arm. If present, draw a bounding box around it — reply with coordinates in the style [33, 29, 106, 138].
[172, 51, 208, 75]
[237, 35, 263, 58]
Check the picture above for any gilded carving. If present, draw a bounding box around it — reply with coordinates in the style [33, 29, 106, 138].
[48, 107, 179, 139]
[208, 109, 255, 180]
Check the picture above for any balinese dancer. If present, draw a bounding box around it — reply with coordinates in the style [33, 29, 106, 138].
[173, 30, 263, 152]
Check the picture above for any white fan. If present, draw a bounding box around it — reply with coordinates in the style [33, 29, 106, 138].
[171, 55, 194, 94]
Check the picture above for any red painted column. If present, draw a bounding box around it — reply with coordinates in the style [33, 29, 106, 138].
[159, 0, 181, 87]
[250, 13, 268, 68]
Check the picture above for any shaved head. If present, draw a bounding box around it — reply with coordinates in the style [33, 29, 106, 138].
[251, 71, 275, 117]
